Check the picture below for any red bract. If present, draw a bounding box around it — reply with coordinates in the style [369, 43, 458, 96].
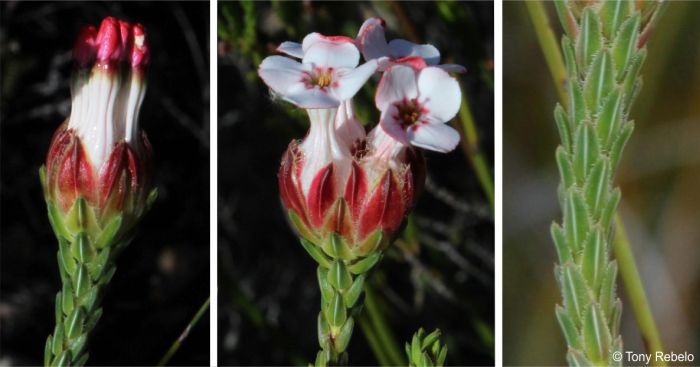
[45, 123, 152, 219]
[279, 140, 424, 257]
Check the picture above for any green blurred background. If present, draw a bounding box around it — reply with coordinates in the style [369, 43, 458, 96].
[217, 1, 494, 365]
[504, 2, 700, 365]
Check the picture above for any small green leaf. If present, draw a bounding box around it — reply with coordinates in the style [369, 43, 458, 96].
[74, 265, 90, 299]
[317, 313, 330, 348]
[576, 8, 602, 73]
[622, 51, 646, 110]
[90, 248, 111, 281]
[99, 266, 116, 286]
[556, 305, 580, 349]
[51, 350, 69, 367]
[44, 336, 53, 366]
[64, 307, 84, 339]
[62, 282, 74, 315]
[568, 78, 586, 126]
[323, 232, 353, 260]
[596, 89, 623, 150]
[437, 346, 447, 366]
[422, 329, 441, 350]
[74, 352, 89, 367]
[411, 332, 422, 365]
[85, 307, 103, 331]
[599, 261, 618, 319]
[55, 292, 63, 322]
[551, 222, 572, 264]
[51, 323, 64, 356]
[355, 230, 384, 258]
[69, 334, 87, 361]
[420, 352, 433, 367]
[556, 147, 575, 191]
[601, 189, 621, 234]
[80, 287, 99, 312]
[561, 36, 578, 80]
[71, 233, 94, 263]
[609, 121, 634, 171]
[583, 303, 612, 363]
[317, 267, 334, 304]
[326, 291, 346, 327]
[327, 261, 352, 291]
[555, 105, 572, 153]
[581, 230, 605, 291]
[600, 0, 630, 40]
[95, 215, 123, 249]
[584, 51, 615, 114]
[585, 159, 609, 217]
[343, 274, 365, 308]
[334, 316, 354, 353]
[348, 253, 381, 275]
[611, 299, 623, 337]
[59, 243, 77, 277]
[612, 15, 641, 81]
[573, 123, 599, 182]
[560, 264, 588, 327]
[47, 201, 71, 240]
[564, 191, 589, 252]
[288, 211, 319, 245]
[300, 238, 331, 268]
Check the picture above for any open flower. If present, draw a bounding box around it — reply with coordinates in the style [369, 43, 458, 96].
[258, 35, 378, 109]
[376, 65, 461, 153]
[44, 17, 151, 219]
[356, 17, 466, 73]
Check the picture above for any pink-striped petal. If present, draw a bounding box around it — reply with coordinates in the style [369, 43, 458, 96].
[302, 39, 360, 69]
[388, 39, 440, 65]
[356, 17, 391, 61]
[330, 59, 378, 101]
[375, 64, 418, 111]
[277, 41, 304, 58]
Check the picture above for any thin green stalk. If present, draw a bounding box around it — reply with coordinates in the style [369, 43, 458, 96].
[525, 1, 568, 102]
[157, 297, 211, 366]
[358, 315, 393, 366]
[613, 216, 665, 364]
[455, 90, 494, 210]
[527, 1, 665, 360]
[364, 284, 406, 366]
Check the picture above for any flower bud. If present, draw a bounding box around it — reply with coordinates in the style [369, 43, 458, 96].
[43, 17, 153, 224]
[278, 108, 424, 259]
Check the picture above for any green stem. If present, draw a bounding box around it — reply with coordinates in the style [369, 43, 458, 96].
[527, 2, 665, 358]
[525, 1, 567, 103]
[454, 89, 494, 210]
[364, 284, 406, 366]
[157, 297, 211, 366]
[358, 315, 393, 366]
[613, 216, 665, 365]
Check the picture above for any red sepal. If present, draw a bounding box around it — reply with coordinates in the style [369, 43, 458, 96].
[307, 163, 336, 228]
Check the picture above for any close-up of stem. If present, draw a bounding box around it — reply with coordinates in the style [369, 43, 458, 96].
[543, 1, 665, 365]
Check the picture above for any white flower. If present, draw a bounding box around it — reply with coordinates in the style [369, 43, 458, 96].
[258, 35, 378, 109]
[356, 17, 466, 73]
[376, 64, 461, 153]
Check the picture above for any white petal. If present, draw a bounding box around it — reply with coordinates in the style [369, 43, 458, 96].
[437, 63, 467, 73]
[302, 40, 360, 69]
[285, 88, 340, 109]
[407, 123, 460, 153]
[301, 33, 355, 52]
[356, 17, 391, 61]
[388, 39, 441, 65]
[417, 67, 461, 123]
[258, 55, 307, 96]
[277, 41, 304, 58]
[379, 106, 410, 145]
[375, 64, 418, 112]
[330, 59, 378, 101]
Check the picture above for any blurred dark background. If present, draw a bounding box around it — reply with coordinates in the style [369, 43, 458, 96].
[1, 2, 209, 365]
[504, 2, 700, 365]
[218, 1, 494, 366]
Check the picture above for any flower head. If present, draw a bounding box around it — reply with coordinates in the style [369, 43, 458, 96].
[356, 17, 466, 73]
[258, 34, 378, 109]
[376, 65, 461, 153]
[44, 17, 152, 220]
